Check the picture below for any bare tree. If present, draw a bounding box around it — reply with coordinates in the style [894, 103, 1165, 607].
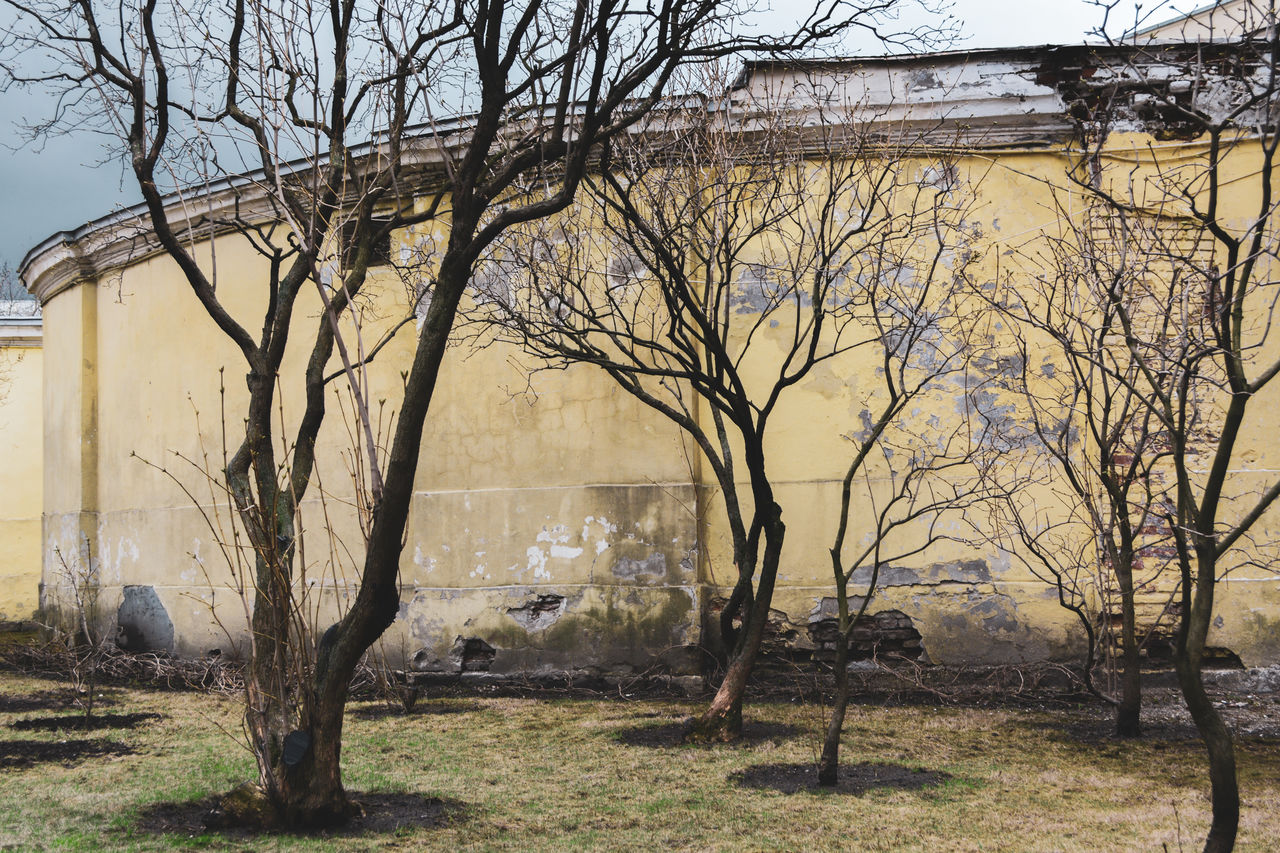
[1061, 9, 1280, 848]
[2, 0, 883, 827]
[0, 262, 29, 300]
[987, 196, 1181, 738]
[479, 65, 981, 742]
[809, 131, 993, 784]
[820, 373, 992, 785]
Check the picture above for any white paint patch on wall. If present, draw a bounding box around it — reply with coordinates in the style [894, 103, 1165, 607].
[581, 515, 618, 555]
[412, 544, 437, 576]
[526, 545, 550, 580]
[95, 521, 140, 585]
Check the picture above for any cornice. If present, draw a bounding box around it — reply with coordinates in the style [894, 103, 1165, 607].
[20, 182, 292, 305]
[21, 222, 139, 305]
[20, 132, 461, 306]
[0, 312, 42, 348]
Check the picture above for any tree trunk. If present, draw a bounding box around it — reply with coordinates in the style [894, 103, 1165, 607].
[223, 362, 362, 828]
[222, 695, 357, 828]
[718, 572, 752, 654]
[1115, 556, 1142, 738]
[1177, 651, 1238, 853]
[1175, 543, 1238, 853]
[221, 242, 478, 829]
[686, 509, 784, 743]
[232, 521, 361, 827]
[228, 544, 362, 828]
[818, 619, 851, 787]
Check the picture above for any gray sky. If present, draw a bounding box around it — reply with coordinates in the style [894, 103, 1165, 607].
[0, 0, 1166, 281]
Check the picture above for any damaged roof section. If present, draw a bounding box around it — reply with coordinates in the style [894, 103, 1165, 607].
[1033, 42, 1276, 139]
[734, 49, 1080, 148]
[732, 40, 1275, 147]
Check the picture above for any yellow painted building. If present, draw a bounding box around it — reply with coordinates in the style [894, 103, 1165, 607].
[20, 43, 1280, 674]
[0, 300, 42, 624]
[1136, 0, 1271, 41]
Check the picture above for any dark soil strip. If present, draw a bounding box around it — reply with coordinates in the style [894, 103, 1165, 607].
[10, 712, 162, 732]
[731, 761, 951, 795]
[348, 700, 483, 721]
[137, 792, 465, 838]
[0, 738, 136, 769]
[1021, 704, 1280, 745]
[614, 720, 800, 748]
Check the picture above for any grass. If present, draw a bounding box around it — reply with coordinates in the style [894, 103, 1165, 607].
[1, 672, 1279, 851]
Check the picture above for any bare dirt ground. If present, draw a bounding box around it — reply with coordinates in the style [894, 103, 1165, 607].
[731, 761, 953, 795]
[136, 792, 464, 840]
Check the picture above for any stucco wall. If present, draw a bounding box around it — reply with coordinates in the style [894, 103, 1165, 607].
[688, 147, 1097, 668]
[0, 304, 42, 623]
[36, 241, 704, 671]
[24, 48, 1280, 675]
[32, 150, 1100, 671]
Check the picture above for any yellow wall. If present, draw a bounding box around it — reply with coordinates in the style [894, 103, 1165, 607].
[0, 307, 42, 623]
[38, 236, 703, 670]
[678, 148, 1094, 666]
[26, 114, 1280, 673]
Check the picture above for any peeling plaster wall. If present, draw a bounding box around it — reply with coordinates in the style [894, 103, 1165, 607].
[26, 46, 1280, 675]
[37, 237, 703, 670]
[381, 484, 700, 675]
[685, 138, 1103, 667]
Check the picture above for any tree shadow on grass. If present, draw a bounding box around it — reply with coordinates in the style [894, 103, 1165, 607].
[137, 792, 467, 840]
[0, 738, 136, 769]
[348, 699, 483, 721]
[614, 719, 801, 748]
[731, 762, 951, 795]
[0, 690, 116, 714]
[10, 712, 161, 732]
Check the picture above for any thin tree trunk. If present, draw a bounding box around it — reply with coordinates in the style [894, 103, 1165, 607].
[1115, 555, 1142, 738]
[818, 611, 851, 787]
[718, 572, 752, 653]
[1177, 657, 1238, 853]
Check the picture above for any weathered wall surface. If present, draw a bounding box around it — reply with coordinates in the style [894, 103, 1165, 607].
[0, 303, 42, 623]
[1138, 0, 1260, 41]
[34, 237, 703, 672]
[680, 137, 1104, 668]
[23, 47, 1280, 676]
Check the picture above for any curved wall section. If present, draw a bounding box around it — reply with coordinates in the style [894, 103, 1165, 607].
[24, 46, 1280, 679]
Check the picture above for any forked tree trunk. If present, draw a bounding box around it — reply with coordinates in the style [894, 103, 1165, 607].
[222, 250, 476, 829]
[222, 503, 360, 827]
[686, 509, 784, 743]
[236, 694, 357, 827]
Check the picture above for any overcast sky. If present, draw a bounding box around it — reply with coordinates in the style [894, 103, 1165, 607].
[0, 0, 1173, 281]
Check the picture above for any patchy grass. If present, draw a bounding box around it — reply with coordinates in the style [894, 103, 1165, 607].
[1, 672, 1279, 851]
